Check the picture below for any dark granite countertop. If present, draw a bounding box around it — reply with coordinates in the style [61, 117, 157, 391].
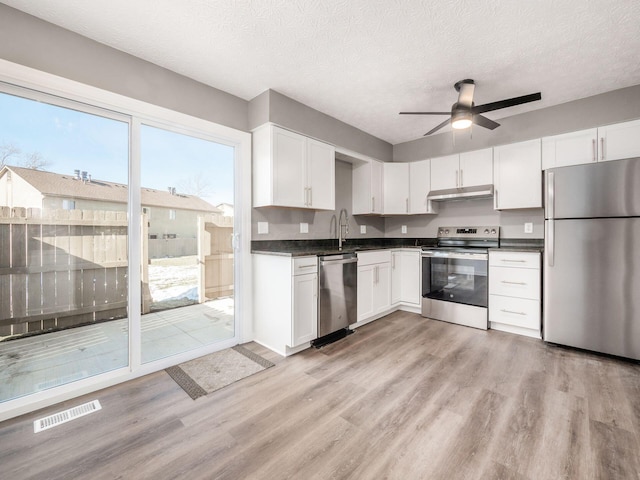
[492, 238, 544, 252]
[251, 238, 433, 257]
[252, 237, 544, 256]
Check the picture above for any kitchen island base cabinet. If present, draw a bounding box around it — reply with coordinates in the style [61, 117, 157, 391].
[253, 254, 318, 356]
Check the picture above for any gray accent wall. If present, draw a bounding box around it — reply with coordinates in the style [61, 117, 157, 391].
[0, 4, 249, 132]
[394, 84, 640, 162]
[249, 90, 394, 162]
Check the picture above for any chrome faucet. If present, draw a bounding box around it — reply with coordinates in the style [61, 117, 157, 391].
[338, 208, 349, 250]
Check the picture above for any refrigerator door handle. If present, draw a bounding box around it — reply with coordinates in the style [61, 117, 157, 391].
[547, 172, 555, 219]
[547, 219, 554, 267]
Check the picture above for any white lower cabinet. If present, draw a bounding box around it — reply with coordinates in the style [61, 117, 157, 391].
[253, 254, 318, 355]
[292, 272, 318, 346]
[357, 250, 391, 323]
[391, 249, 421, 307]
[489, 250, 541, 338]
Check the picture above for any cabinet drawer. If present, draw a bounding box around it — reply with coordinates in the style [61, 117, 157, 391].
[357, 250, 391, 266]
[292, 256, 317, 275]
[489, 266, 540, 299]
[489, 295, 540, 330]
[489, 251, 540, 268]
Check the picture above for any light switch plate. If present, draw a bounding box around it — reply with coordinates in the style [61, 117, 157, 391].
[257, 221, 268, 234]
[300, 222, 308, 234]
[360, 225, 366, 234]
[401, 225, 407, 234]
[524, 222, 533, 234]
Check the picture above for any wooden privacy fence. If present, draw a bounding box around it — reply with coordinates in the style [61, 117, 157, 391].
[198, 214, 234, 303]
[0, 207, 128, 338]
[148, 238, 197, 259]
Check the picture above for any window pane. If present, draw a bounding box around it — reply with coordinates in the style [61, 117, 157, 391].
[140, 124, 235, 363]
[0, 91, 129, 402]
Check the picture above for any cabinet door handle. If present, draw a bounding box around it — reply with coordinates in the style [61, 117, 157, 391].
[592, 139, 596, 162]
[500, 309, 526, 316]
[455, 170, 459, 188]
[500, 259, 526, 263]
[406, 198, 409, 213]
[494, 189, 499, 210]
[460, 169, 463, 187]
[304, 187, 309, 206]
[372, 196, 375, 212]
[309, 187, 313, 206]
[600, 137, 605, 161]
[501, 280, 527, 285]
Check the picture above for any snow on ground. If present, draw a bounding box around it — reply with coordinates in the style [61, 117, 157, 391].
[148, 256, 199, 310]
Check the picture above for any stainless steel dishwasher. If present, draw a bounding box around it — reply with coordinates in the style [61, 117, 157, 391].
[312, 253, 358, 347]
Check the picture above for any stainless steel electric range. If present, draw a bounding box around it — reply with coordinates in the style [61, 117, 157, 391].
[421, 226, 499, 330]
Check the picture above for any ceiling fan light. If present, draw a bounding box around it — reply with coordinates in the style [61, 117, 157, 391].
[451, 110, 472, 129]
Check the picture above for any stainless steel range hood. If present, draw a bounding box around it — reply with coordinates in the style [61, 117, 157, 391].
[427, 184, 494, 201]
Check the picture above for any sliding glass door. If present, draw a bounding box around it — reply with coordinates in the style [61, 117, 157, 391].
[0, 89, 130, 402]
[139, 124, 236, 363]
[0, 76, 246, 415]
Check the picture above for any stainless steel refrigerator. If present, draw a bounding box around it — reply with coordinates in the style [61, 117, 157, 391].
[544, 157, 640, 360]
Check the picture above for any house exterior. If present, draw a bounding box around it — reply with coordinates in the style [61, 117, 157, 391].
[0, 165, 222, 241]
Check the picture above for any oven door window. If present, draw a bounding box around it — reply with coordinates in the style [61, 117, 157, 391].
[423, 256, 488, 307]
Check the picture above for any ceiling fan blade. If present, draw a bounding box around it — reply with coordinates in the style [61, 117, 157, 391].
[399, 111, 450, 115]
[457, 82, 475, 108]
[472, 92, 542, 114]
[424, 118, 451, 136]
[473, 114, 500, 130]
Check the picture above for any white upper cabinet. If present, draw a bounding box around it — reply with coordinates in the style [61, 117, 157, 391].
[542, 119, 640, 169]
[430, 149, 493, 191]
[383, 160, 438, 215]
[383, 162, 409, 214]
[542, 128, 598, 169]
[598, 119, 640, 162]
[430, 154, 459, 191]
[306, 138, 336, 209]
[408, 160, 438, 214]
[459, 148, 493, 187]
[252, 124, 335, 210]
[493, 139, 542, 210]
[353, 159, 383, 214]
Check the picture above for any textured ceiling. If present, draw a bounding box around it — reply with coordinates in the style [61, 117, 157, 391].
[4, 0, 640, 145]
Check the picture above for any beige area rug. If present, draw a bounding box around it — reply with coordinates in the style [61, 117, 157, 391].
[165, 345, 274, 400]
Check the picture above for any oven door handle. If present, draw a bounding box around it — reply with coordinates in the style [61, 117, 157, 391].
[421, 252, 488, 261]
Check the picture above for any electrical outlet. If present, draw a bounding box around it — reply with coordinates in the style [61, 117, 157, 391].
[360, 225, 366, 234]
[524, 222, 533, 234]
[300, 222, 308, 234]
[257, 222, 268, 234]
[401, 225, 407, 234]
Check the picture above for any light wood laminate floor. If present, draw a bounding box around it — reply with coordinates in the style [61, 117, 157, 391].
[1, 311, 639, 479]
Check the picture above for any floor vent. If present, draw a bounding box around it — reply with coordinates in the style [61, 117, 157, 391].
[34, 400, 102, 433]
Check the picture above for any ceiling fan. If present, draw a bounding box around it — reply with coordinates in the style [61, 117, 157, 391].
[400, 79, 542, 136]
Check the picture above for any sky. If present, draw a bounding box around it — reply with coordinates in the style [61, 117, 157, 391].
[0, 90, 235, 207]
